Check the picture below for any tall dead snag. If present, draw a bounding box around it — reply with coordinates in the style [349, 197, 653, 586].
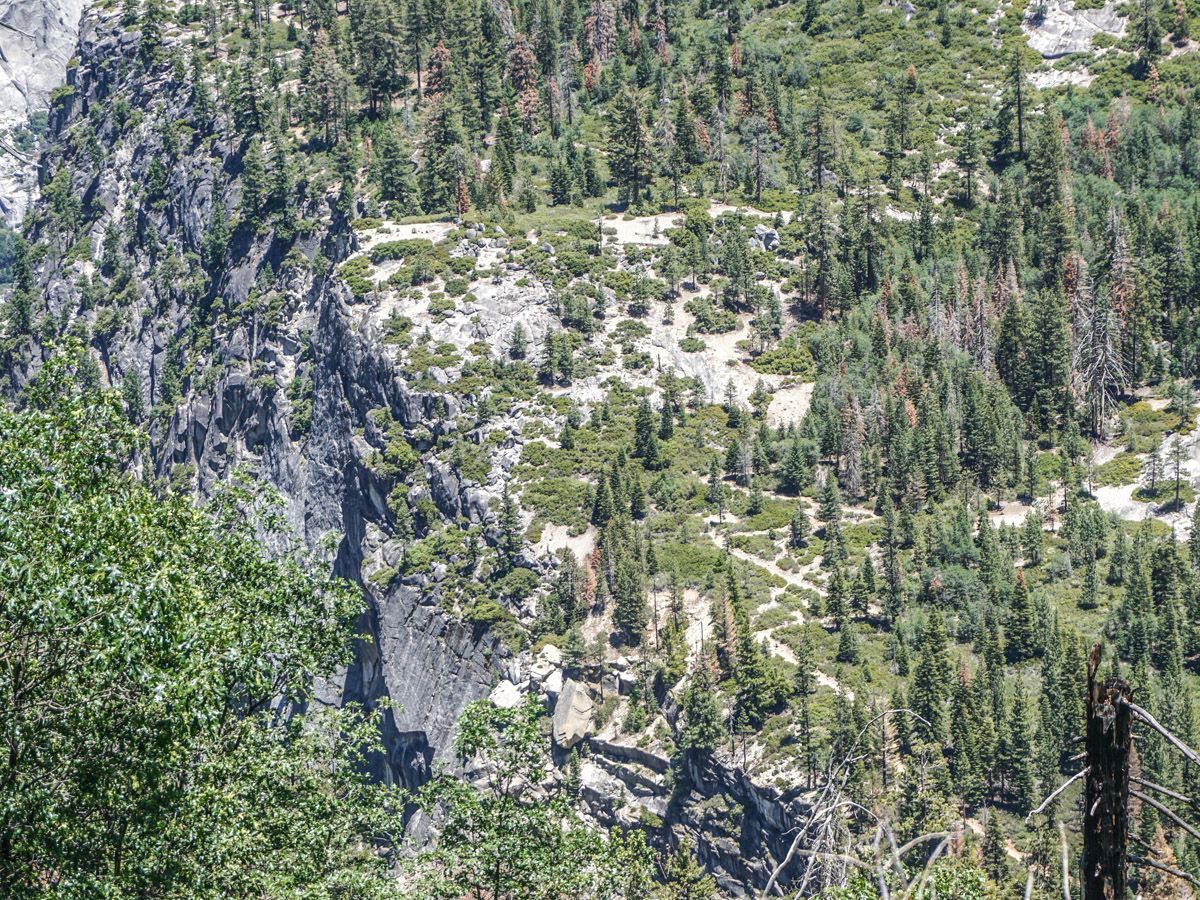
[1083, 643, 1132, 900]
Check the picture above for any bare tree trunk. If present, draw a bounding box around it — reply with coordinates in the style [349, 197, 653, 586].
[1082, 644, 1131, 900]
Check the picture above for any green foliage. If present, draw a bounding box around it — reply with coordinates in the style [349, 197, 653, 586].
[411, 697, 654, 898]
[748, 334, 815, 376]
[0, 349, 405, 897]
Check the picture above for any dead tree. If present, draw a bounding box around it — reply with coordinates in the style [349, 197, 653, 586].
[1082, 643, 1132, 900]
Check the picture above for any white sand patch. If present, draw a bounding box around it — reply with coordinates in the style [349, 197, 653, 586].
[989, 498, 1043, 528]
[681, 589, 714, 654]
[603, 214, 678, 246]
[1030, 67, 1095, 89]
[708, 202, 793, 224]
[760, 632, 797, 664]
[535, 524, 597, 561]
[768, 382, 814, 428]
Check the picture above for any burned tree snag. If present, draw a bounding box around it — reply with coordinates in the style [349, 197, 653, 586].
[1082, 643, 1132, 900]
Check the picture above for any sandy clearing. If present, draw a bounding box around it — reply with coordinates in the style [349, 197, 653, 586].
[603, 214, 677, 246]
[534, 523, 598, 562]
[681, 588, 714, 655]
[767, 382, 814, 428]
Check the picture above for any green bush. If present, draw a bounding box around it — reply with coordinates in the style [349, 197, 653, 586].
[749, 334, 814, 376]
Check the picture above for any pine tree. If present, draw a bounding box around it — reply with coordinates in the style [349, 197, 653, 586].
[817, 471, 842, 532]
[592, 474, 614, 526]
[1007, 569, 1036, 662]
[349, 0, 406, 116]
[499, 482, 523, 569]
[633, 398, 662, 468]
[789, 506, 810, 548]
[794, 629, 818, 787]
[910, 610, 952, 744]
[509, 324, 528, 360]
[608, 89, 653, 205]
[1080, 553, 1099, 609]
[826, 561, 848, 622]
[780, 439, 809, 495]
[1132, 0, 1164, 65]
[302, 30, 351, 145]
[419, 101, 471, 213]
[1109, 528, 1128, 585]
[139, 0, 168, 67]
[238, 139, 268, 226]
[629, 472, 647, 519]
[1001, 682, 1037, 813]
[613, 552, 647, 644]
[680, 662, 723, 755]
[956, 113, 981, 205]
[837, 623, 860, 664]
[120, 371, 144, 423]
[662, 839, 717, 899]
[492, 110, 518, 196]
[982, 809, 1009, 881]
[376, 123, 417, 209]
[404, 0, 429, 100]
[706, 457, 728, 522]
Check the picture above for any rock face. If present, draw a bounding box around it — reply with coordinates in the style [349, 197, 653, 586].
[579, 740, 811, 897]
[1022, 0, 1126, 58]
[0, 0, 87, 225]
[552, 678, 595, 749]
[6, 6, 825, 892]
[7, 1, 503, 805]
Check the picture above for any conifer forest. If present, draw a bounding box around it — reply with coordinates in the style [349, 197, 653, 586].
[2, 0, 1200, 893]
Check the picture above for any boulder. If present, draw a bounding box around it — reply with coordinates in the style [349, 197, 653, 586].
[529, 656, 557, 684]
[618, 671, 637, 696]
[753, 223, 780, 252]
[543, 669, 564, 699]
[552, 678, 595, 749]
[489, 679, 523, 709]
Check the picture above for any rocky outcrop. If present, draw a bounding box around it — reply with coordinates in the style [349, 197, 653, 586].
[1023, 0, 1127, 58]
[11, 2, 503, 810]
[9, 6, 820, 892]
[552, 678, 596, 749]
[580, 738, 812, 897]
[0, 0, 87, 225]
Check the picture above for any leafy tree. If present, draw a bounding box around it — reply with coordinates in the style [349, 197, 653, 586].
[413, 696, 653, 898]
[0, 348, 405, 896]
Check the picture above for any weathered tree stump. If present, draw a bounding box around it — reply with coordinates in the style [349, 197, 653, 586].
[1082, 643, 1132, 900]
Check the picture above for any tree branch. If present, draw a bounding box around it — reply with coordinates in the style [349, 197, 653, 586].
[1026, 767, 1089, 822]
[1131, 775, 1195, 809]
[1130, 789, 1200, 844]
[1130, 854, 1200, 887]
[1125, 700, 1200, 770]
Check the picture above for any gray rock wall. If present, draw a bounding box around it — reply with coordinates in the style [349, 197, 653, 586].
[0, 0, 87, 225]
